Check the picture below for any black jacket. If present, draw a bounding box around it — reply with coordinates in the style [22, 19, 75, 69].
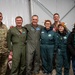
[67, 31, 75, 56]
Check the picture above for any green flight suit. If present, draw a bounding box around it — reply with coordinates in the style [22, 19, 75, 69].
[24, 24, 43, 75]
[40, 28, 57, 74]
[7, 27, 27, 75]
[56, 32, 70, 75]
[0, 22, 8, 75]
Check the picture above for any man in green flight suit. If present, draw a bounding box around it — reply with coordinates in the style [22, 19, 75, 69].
[0, 12, 8, 75]
[7, 16, 27, 75]
[24, 15, 43, 75]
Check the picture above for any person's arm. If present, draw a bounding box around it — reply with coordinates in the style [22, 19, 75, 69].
[7, 29, 13, 52]
[7, 29, 13, 61]
[54, 32, 58, 52]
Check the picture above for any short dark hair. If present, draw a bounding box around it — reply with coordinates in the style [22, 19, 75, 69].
[44, 20, 52, 25]
[15, 16, 23, 20]
[53, 13, 60, 17]
[32, 15, 38, 18]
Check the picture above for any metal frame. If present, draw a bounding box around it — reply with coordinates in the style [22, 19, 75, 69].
[30, 0, 75, 20]
[60, 5, 75, 21]
[33, 0, 53, 18]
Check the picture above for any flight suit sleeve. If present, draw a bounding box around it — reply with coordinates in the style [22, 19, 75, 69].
[3, 25, 8, 48]
[23, 25, 28, 40]
[54, 32, 58, 52]
[7, 29, 13, 51]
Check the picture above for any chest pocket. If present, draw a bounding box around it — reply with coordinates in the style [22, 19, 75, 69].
[31, 27, 35, 31]
[63, 36, 67, 44]
[0, 29, 6, 41]
[48, 34, 54, 41]
[58, 36, 67, 45]
[30, 27, 41, 36]
[12, 31, 20, 37]
[21, 31, 26, 39]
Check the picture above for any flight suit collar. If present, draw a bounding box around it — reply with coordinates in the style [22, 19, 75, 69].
[31, 23, 39, 29]
[16, 26, 23, 34]
[44, 27, 52, 32]
[53, 21, 61, 26]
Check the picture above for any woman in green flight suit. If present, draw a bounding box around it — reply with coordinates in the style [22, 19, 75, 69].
[40, 20, 57, 75]
[56, 22, 70, 75]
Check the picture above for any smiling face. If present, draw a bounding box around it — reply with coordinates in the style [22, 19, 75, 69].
[53, 13, 60, 22]
[31, 15, 38, 26]
[15, 16, 23, 27]
[44, 20, 52, 30]
[58, 25, 65, 33]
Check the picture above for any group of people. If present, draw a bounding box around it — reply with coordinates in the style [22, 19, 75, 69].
[0, 12, 75, 75]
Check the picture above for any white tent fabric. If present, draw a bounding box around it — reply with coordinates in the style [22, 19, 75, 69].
[0, 0, 30, 29]
[0, 0, 75, 30]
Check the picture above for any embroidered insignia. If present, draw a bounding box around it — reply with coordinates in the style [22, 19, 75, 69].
[64, 36, 67, 39]
[36, 27, 40, 30]
[41, 31, 44, 33]
[31, 27, 34, 31]
[48, 34, 51, 37]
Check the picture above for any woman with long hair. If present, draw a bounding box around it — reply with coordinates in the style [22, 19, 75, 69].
[56, 22, 70, 75]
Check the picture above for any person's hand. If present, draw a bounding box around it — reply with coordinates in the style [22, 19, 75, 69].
[10, 26, 14, 28]
[9, 51, 13, 56]
[8, 51, 13, 61]
[53, 28, 56, 32]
